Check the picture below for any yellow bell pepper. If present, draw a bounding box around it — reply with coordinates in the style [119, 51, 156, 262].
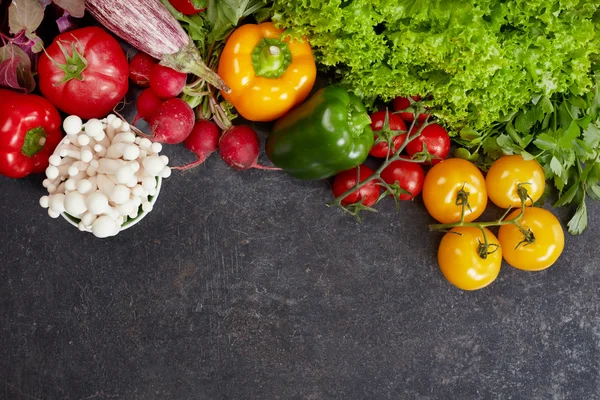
[217, 22, 317, 122]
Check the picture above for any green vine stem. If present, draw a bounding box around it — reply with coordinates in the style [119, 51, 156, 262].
[429, 183, 536, 258]
[328, 99, 435, 214]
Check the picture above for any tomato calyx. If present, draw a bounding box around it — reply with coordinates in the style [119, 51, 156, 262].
[370, 110, 407, 158]
[517, 183, 535, 206]
[381, 180, 414, 203]
[514, 228, 536, 249]
[334, 197, 380, 222]
[476, 227, 500, 260]
[455, 184, 473, 221]
[44, 41, 89, 84]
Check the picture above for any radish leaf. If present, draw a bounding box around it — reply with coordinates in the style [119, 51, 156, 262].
[52, 0, 85, 18]
[56, 9, 79, 33]
[0, 43, 35, 92]
[8, 0, 44, 35]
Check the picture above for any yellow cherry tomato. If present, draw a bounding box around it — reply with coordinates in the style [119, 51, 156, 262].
[485, 155, 545, 209]
[438, 226, 502, 291]
[498, 207, 564, 271]
[217, 22, 317, 122]
[422, 158, 488, 223]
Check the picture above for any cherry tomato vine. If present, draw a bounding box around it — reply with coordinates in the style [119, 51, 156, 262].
[429, 183, 534, 258]
[328, 99, 437, 219]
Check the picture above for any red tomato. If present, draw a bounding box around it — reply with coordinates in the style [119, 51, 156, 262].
[379, 158, 425, 200]
[168, 0, 206, 15]
[369, 111, 407, 158]
[405, 123, 450, 164]
[392, 95, 429, 122]
[332, 165, 381, 206]
[38, 27, 129, 119]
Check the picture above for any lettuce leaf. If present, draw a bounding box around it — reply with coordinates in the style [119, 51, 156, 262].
[271, 0, 600, 133]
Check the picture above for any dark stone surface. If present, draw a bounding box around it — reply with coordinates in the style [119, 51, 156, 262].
[2, 128, 600, 400]
[2, 92, 600, 400]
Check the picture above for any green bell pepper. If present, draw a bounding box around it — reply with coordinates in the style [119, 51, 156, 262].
[266, 86, 374, 180]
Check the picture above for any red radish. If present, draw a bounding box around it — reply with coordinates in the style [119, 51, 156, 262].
[149, 64, 187, 99]
[218, 125, 280, 171]
[172, 120, 221, 170]
[133, 88, 163, 124]
[129, 52, 158, 87]
[149, 98, 195, 144]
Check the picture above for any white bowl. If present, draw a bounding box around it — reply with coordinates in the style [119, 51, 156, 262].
[48, 133, 164, 235]
[61, 176, 162, 233]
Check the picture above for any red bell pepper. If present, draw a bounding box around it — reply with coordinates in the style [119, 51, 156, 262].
[0, 89, 63, 178]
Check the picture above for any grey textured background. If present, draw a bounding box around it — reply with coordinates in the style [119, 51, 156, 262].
[2, 84, 600, 399]
[2, 124, 600, 400]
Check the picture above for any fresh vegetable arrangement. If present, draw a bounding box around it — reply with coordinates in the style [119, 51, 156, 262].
[0, 0, 593, 290]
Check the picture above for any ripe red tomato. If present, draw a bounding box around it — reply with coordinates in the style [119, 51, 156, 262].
[379, 158, 424, 200]
[38, 27, 129, 119]
[392, 95, 429, 123]
[368, 111, 406, 158]
[332, 165, 381, 206]
[405, 123, 450, 164]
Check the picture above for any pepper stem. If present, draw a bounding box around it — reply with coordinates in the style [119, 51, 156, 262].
[21, 127, 47, 157]
[251, 38, 292, 79]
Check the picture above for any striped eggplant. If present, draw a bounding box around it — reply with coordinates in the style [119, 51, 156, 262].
[85, 0, 230, 93]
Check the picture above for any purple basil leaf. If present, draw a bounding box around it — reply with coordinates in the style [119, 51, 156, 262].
[52, 0, 85, 18]
[0, 43, 35, 92]
[8, 0, 44, 34]
[56, 9, 78, 33]
[11, 32, 42, 69]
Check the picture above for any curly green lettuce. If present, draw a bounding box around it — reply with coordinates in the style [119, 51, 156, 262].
[270, 0, 600, 134]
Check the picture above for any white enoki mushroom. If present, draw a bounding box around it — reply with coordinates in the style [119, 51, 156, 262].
[41, 114, 170, 238]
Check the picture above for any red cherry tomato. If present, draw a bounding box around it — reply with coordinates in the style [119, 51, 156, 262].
[332, 165, 381, 206]
[368, 111, 407, 158]
[38, 27, 129, 119]
[392, 95, 429, 123]
[380, 158, 425, 200]
[405, 123, 450, 164]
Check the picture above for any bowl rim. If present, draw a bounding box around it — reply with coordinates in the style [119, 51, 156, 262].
[61, 176, 162, 232]
[52, 134, 163, 233]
